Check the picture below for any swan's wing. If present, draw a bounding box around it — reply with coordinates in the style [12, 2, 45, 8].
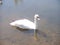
[10, 19, 35, 29]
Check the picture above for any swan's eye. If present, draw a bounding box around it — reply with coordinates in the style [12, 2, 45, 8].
[37, 17, 39, 18]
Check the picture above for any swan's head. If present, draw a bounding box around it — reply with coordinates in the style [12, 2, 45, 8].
[34, 14, 40, 20]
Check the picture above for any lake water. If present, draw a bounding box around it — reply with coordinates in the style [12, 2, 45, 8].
[0, 0, 60, 45]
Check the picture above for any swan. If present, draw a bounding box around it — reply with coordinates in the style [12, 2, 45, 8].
[10, 14, 40, 29]
[10, 14, 40, 40]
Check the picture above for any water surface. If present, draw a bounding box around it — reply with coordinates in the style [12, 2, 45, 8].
[0, 0, 60, 45]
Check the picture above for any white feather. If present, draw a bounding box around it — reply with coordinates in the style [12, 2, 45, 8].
[10, 19, 35, 29]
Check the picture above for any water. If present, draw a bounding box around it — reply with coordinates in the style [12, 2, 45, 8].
[0, 0, 60, 45]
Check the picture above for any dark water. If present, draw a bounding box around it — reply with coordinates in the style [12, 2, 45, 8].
[0, 0, 60, 45]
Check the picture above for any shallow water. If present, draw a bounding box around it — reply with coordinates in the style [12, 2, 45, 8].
[0, 0, 60, 45]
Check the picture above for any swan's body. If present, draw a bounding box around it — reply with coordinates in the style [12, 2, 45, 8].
[10, 14, 40, 29]
[10, 19, 35, 29]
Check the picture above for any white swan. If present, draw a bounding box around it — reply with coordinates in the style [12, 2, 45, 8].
[10, 14, 40, 29]
[10, 14, 40, 40]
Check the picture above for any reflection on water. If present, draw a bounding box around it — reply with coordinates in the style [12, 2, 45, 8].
[14, 0, 23, 5]
[0, 0, 60, 45]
